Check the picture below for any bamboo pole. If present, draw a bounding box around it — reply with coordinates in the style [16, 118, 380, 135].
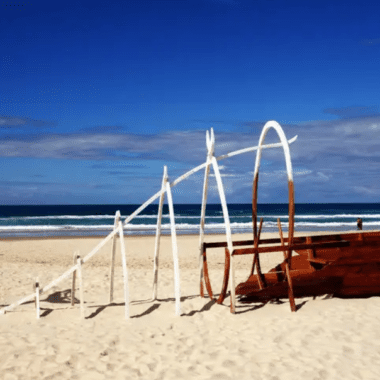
[77, 256, 85, 319]
[165, 170, 181, 316]
[199, 129, 214, 297]
[109, 210, 121, 303]
[152, 167, 167, 301]
[118, 221, 130, 319]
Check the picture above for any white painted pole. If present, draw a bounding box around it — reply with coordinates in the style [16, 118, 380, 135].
[253, 121, 294, 183]
[77, 255, 85, 319]
[35, 278, 40, 320]
[198, 129, 214, 293]
[199, 159, 211, 292]
[211, 156, 236, 313]
[165, 169, 181, 316]
[71, 250, 78, 306]
[118, 221, 130, 319]
[152, 167, 168, 301]
[109, 210, 121, 303]
[252, 120, 295, 258]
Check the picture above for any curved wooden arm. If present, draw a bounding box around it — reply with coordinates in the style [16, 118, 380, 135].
[201, 244, 214, 299]
[217, 248, 231, 305]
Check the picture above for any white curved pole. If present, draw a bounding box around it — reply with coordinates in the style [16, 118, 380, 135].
[252, 120, 295, 261]
[123, 135, 298, 226]
[165, 169, 181, 316]
[211, 156, 236, 313]
[152, 166, 168, 301]
[198, 129, 214, 294]
[253, 120, 294, 182]
[109, 210, 121, 303]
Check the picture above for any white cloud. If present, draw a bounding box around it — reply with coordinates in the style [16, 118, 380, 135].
[353, 186, 379, 195]
[2, 112, 380, 202]
[317, 172, 330, 181]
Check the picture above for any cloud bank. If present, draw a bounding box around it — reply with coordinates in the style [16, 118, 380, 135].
[1, 111, 380, 203]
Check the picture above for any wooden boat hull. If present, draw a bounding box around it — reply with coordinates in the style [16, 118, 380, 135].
[235, 232, 380, 301]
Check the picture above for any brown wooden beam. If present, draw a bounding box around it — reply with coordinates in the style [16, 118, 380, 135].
[217, 248, 230, 304]
[232, 240, 350, 256]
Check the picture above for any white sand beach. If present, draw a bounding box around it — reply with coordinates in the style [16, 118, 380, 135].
[1, 232, 380, 379]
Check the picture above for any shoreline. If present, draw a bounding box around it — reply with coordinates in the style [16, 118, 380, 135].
[0, 228, 367, 241]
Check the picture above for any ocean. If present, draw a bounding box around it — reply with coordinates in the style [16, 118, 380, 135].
[0, 203, 379, 238]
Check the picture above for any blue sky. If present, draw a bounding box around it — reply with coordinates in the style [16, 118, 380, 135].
[1, 0, 380, 205]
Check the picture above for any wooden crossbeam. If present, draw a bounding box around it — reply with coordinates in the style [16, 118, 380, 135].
[232, 240, 350, 256]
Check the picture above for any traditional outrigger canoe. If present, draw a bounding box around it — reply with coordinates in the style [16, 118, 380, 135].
[200, 123, 380, 313]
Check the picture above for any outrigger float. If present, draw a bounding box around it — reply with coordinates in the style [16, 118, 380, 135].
[201, 124, 380, 313]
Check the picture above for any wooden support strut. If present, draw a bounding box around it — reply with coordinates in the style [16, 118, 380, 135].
[217, 248, 231, 304]
[231, 240, 350, 256]
[277, 218, 296, 312]
[249, 218, 266, 290]
[306, 236, 314, 260]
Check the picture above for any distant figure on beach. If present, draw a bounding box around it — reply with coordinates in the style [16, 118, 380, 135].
[357, 218, 363, 230]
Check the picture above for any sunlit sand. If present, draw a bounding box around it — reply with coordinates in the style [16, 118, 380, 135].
[1, 232, 379, 379]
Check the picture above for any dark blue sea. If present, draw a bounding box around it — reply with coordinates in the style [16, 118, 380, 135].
[0, 203, 379, 238]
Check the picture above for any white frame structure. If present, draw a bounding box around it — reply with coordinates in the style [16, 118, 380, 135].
[0, 121, 297, 319]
